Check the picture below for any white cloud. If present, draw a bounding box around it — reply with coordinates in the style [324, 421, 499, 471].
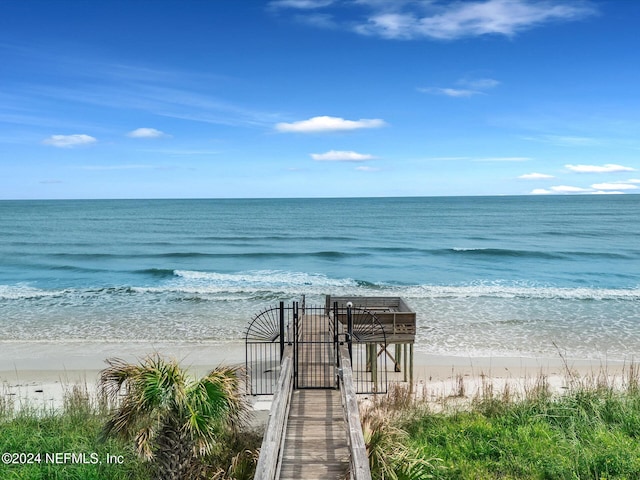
[565, 163, 636, 173]
[627, 178, 640, 184]
[591, 182, 639, 191]
[550, 185, 592, 193]
[275, 116, 386, 133]
[42, 134, 97, 148]
[311, 150, 375, 162]
[354, 0, 597, 40]
[531, 188, 552, 195]
[519, 172, 555, 180]
[356, 166, 380, 172]
[127, 128, 168, 139]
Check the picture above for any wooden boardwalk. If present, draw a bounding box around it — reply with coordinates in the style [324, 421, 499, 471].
[279, 310, 349, 479]
[279, 389, 349, 479]
[253, 304, 374, 480]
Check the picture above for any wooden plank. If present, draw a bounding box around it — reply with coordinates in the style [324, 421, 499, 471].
[279, 389, 350, 480]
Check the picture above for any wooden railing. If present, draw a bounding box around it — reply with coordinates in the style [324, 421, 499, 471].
[338, 344, 372, 480]
[254, 345, 294, 480]
[253, 343, 372, 480]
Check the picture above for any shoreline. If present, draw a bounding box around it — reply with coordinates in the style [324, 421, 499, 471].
[1, 341, 634, 413]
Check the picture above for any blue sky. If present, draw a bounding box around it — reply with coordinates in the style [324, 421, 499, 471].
[1, 0, 639, 199]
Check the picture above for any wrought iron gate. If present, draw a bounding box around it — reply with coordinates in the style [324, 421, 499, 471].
[294, 304, 338, 389]
[245, 301, 387, 395]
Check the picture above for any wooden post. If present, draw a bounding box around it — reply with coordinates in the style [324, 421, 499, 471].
[409, 343, 414, 393]
[403, 344, 408, 383]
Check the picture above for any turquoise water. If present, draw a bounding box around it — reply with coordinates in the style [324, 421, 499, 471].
[1, 196, 639, 359]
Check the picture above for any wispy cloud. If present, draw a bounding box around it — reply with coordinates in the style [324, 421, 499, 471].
[419, 77, 500, 97]
[355, 165, 380, 172]
[42, 134, 97, 148]
[418, 87, 481, 97]
[591, 182, 639, 191]
[532, 180, 637, 195]
[13, 61, 281, 130]
[276, 115, 386, 133]
[460, 78, 501, 89]
[275, 0, 598, 41]
[311, 150, 375, 161]
[127, 128, 169, 139]
[525, 135, 602, 146]
[519, 172, 554, 180]
[269, 0, 335, 9]
[565, 163, 636, 173]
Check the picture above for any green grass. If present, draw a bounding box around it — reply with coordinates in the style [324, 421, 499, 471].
[385, 379, 640, 480]
[0, 383, 261, 479]
[0, 386, 149, 480]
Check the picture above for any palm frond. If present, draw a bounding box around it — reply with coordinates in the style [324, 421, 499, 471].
[99, 357, 142, 401]
[99, 355, 251, 478]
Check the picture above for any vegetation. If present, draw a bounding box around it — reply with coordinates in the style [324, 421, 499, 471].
[364, 368, 640, 480]
[99, 355, 256, 480]
[0, 384, 148, 480]
[0, 356, 261, 480]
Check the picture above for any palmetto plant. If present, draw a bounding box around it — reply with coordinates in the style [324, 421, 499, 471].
[99, 355, 249, 480]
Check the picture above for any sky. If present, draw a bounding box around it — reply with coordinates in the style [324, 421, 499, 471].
[1, 0, 639, 199]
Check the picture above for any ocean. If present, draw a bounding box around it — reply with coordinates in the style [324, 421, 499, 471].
[1, 196, 639, 361]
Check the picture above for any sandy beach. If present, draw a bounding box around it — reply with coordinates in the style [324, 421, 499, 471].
[1, 341, 632, 414]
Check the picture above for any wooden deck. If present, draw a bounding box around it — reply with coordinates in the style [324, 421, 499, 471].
[279, 389, 349, 479]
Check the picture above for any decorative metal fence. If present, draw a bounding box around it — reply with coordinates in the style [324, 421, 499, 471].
[246, 301, 387, 395]
[331, 303, 388, 394]
[245, 302, 294, 395]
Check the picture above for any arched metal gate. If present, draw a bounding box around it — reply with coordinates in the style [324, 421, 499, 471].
[245, 301, 387, 395]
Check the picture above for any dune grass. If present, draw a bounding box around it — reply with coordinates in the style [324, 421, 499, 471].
[0, 384, 148, 480]
[365, 366, 640, 480]
[0, 381, 261, 480]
